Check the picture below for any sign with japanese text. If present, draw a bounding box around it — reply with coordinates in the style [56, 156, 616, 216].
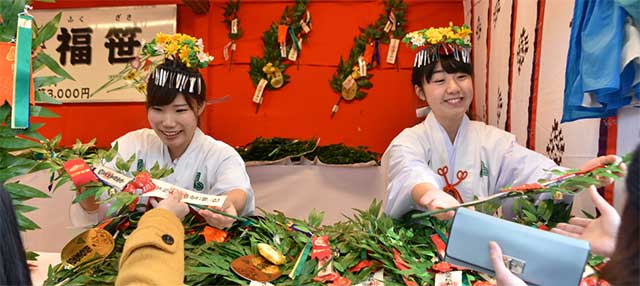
[32, 5, 176, 103]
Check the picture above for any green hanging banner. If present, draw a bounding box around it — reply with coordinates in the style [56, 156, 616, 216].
[12, 13, 33, 129]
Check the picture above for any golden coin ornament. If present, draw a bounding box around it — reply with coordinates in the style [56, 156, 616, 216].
[61, 228, 115, 268]
[230, 255, 282, 282]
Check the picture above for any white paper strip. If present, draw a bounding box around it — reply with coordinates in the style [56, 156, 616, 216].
[143, 179, 226, 208]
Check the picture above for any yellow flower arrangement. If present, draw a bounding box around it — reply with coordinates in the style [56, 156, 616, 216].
[142, 32, 214, 68]
[402, 22, 472, 49]
[92, 32, 214, 97]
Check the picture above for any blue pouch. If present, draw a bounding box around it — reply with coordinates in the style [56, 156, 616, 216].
[445, 208, 590, 286]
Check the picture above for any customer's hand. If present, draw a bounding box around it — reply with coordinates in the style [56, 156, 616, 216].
[154, 190, 189, 220]
[551, 186, 620, 257]
[198, 201, 237, 229]
[488, 241, 527, 286]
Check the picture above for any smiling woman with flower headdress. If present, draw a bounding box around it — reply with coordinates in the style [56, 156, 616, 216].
[73, 33, 254, 230]
[383, 23, 620, 221]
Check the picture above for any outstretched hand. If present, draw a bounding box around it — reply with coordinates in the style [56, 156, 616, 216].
[551, 186, 620, 257]
[154, 190, 189, 220]
[416, 186, 460, 220]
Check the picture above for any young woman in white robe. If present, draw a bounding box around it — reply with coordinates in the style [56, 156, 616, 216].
[74, 57, 254, 229]
[384, 32, 618, 221]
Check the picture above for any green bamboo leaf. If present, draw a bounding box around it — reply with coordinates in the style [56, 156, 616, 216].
[105, 200, 124, 217]
[521, 209, 538, 222]
[13, 203, 38, 213]
[50, 133, 62, 147]
[103, 146, 118, 163]
[26, 251, 39, 261]
[0, 166, 33, 183]
[0, 137, 41, 150]
[0, 125, 19, 137]
[16, 212, 40, 231]
[72, 187, 99, 204]
[34, 52, 75, 80]
[4, 182, 50, 200]
[30, 105, 60, 118]
[34, 75, 66, 89]
[593, 171, 619, 180]
[29, 161, 55, 173]
[53, 175, 71, 191]
[0, 103, 11, 123]
[33, 12, 61, 47]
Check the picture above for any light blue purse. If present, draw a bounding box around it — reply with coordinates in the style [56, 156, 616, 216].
[445, 208, 590, 286]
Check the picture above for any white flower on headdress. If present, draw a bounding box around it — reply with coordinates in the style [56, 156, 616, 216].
[196, 38, 204, 50]
[154, 43, 166, 55]
[197, 52, 214, 63]
[410, 33, 426, 47]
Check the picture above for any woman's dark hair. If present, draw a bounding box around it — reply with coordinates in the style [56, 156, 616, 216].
[600, 145, 639, 285]
[411, 54, 472, 87]
[146, 59, 206, 113]
[0, 185, 32, 286]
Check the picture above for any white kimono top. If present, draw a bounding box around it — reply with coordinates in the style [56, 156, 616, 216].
[383, 113, 559, 220]
[71, 128, 254, 226]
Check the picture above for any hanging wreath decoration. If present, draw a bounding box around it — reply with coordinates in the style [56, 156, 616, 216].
[248, 0, 311, 113]
[328, 0, 406, 118]
[222, 0, 241, 70]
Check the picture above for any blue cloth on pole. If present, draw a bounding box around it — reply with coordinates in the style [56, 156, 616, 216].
[562, 0, 638, 122]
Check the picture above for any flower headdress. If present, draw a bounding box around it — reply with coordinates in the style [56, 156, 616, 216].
[144, 33, 214, 95]
[402, 22, 472, 68]
[144, 32, 214, 69]
[92, 32, 214, 97]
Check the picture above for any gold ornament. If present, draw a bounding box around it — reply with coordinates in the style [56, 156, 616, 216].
[270, 71, 284, 88]
[341, 68, 359, 100]
[258, 243, 286, 265]
[262, 63, 284, 89]
[230, 255, 282, 282]
[351, 66, 361, 80]
[61, 228, 115, 268]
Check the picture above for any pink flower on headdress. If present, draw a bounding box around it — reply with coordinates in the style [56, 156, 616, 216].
[130, 56, 141, 69]
[195, 38, 204, 50]
[197, 52, 213, 64]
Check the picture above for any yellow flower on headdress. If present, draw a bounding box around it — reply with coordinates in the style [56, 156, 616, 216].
[444, 29, 456, 40]
[457, 26, 472, 38]
[402, 23, 473, 49]
[164, 41, 179, 57]
[425, 28, 443, 45]
[155, 33, 171, 45]
[179, 47, 192, 67]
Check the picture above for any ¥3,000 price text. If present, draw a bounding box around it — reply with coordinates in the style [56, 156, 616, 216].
[39, 88, 92, 99]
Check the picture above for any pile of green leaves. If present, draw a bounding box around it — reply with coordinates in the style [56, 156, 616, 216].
[236, 137, 318, 162]
[304, 144, 380, 165]
[328, 0, 407, 114]
[237, 137, 380, 165]
[248, 0, 309, 91]
[43, 160, 630, 285]
[45, 200, 490, 285]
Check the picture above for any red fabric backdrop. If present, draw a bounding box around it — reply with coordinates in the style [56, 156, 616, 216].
[32, 0, 463, 153]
